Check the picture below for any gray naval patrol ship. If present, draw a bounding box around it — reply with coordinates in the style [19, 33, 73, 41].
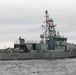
[0, 10, 76, 60]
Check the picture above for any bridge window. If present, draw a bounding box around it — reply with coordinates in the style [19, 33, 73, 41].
[54, 38, 67, 41]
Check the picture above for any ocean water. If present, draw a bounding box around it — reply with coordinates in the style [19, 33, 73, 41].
[0, 58, 76, 75]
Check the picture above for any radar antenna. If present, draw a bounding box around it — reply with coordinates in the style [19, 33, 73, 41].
[41, 10, 57, 43]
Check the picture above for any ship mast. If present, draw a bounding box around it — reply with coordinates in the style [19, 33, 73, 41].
[45, 10, 56, 40]
[41, 10, 56, 45]
[45, 10, 48, 41]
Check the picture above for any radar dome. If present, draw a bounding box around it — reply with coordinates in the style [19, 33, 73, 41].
[40, 34, 44, 38]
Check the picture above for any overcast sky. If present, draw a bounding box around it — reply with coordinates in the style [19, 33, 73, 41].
[0, 0, 76, 48]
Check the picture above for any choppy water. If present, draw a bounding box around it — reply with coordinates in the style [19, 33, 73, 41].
[0, 58, 76, 75]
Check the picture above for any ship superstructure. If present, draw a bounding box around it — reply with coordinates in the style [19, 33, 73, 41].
[41, 10, 67, 50]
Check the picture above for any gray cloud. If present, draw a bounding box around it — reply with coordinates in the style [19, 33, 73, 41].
[0, 0, 75, 24]
[0, 24, 41, 42]
[0, 0, 76, 48]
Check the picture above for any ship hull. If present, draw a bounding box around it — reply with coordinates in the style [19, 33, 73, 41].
[0, 50, 76, 60]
